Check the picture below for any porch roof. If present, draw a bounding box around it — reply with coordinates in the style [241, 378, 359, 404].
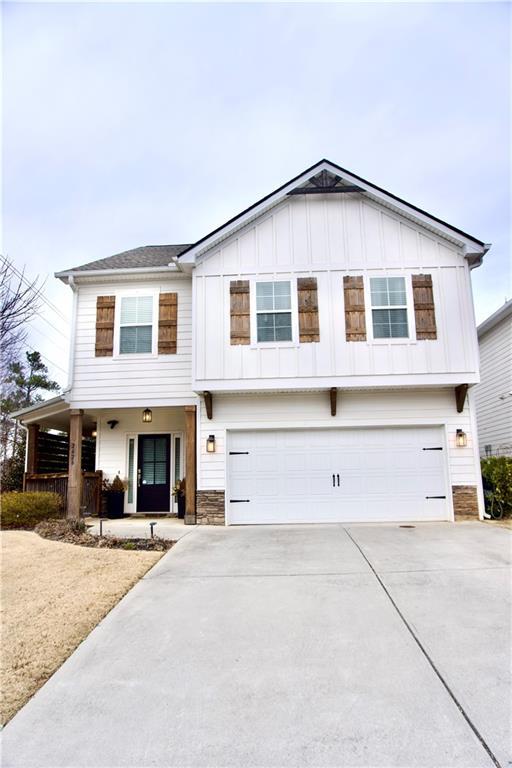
[11, 396, 96, 433]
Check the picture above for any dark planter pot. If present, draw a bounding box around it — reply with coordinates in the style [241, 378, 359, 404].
[177, 493, 185, 519]
[105, 491, 125, 519]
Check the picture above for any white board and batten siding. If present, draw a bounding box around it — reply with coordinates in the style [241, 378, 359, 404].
[474, 313, 512, 456]
[198, 388, 481, 522]
[193, 195, 479, 390]
[70, 277, 197, 409]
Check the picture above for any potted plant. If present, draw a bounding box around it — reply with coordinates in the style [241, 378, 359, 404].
[102, 475, 127, 519]
[173, 478, 186, 519]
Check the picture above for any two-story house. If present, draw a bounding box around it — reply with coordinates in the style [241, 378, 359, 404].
[474, 299, 512, 457]
[15, 159, 490, 524]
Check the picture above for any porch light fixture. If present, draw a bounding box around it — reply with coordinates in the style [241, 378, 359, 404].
[91, 429, 97, 438]
[142, 408, 153, 424]
[206, 434, 216, 453]
[456, 429, 467, 448]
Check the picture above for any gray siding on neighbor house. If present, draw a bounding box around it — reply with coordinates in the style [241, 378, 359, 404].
[474, 311, 512, 456]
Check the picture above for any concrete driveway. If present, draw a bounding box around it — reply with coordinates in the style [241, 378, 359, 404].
[2, 522, 510, 768]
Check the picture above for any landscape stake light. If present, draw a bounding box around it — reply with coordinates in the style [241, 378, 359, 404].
[142, 408, 153, 423]
[149, 522, 157, 538]
[206, 434, 216, 453]
[456, 429, 467, 447]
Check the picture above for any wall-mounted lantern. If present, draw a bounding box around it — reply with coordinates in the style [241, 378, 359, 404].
[456, 429, 467, 448]
[206, 434, 216, 453]
[142, 408, 153, 424]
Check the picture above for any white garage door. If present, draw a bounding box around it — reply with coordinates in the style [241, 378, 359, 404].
[227, 427, 449, 524]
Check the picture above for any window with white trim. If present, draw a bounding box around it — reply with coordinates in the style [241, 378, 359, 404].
[370, 277, 409, 339]
[119, 296, 153, 353]
[256, 281, 292, 342]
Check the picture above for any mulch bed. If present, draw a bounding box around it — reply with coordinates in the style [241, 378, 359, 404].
[34, 520, 174, 551]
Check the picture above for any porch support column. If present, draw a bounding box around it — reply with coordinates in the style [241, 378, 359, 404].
[26, 423, 40, 474]
[184, 405, 197, 525]
[67, 409, 83, 520]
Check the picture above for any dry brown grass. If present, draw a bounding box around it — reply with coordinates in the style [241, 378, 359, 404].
[0, 530, 162, 725]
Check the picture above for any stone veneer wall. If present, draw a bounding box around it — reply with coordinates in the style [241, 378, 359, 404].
[196, 490, 225, 525]
[452, 485, 479, 518]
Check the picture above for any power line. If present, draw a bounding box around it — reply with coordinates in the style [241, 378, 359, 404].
[2, 257, 68, 323]
[25, 343, 68, 377]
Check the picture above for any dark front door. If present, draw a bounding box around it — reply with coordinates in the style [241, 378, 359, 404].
[137, 434, 171, 512]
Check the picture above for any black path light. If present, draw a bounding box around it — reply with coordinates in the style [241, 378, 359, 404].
[149, 521, 157, 538]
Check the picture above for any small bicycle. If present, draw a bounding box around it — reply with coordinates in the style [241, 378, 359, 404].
[483, 489, 505, 520]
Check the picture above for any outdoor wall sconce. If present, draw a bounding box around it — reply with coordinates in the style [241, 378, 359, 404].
[206, 434, 216, 453]
[456, 429, 467, 447]
[107, 420, 119, 430]
[142, 408, 153, 424]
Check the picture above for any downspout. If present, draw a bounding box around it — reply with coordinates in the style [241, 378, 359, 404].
[63, 276, 78, 396]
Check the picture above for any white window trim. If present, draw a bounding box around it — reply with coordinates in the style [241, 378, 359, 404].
[113, 288, 159, 358]
[249, 276, 299, 348]
[365, 274, 417, 344]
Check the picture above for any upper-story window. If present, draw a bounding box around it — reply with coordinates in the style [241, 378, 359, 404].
[256, 281, 292, 342]
[370, 277, 409, 339]
[119, 296, 153, 353]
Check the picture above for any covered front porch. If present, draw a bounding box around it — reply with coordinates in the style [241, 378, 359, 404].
[14, 397, 197, 523]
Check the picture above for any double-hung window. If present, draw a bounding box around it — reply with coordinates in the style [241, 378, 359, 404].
[370, 277, 409, 339]
[256, 281, 292, 342]
[119, 296, 153, 354]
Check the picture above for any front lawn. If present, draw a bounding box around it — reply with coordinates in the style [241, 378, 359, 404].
[0, 530, 162, 725]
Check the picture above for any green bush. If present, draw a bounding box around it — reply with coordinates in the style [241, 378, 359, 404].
[481, 457, 512, 516]
[1, 491, 64, 529]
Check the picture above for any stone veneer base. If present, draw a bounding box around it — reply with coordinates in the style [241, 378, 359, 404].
[196, 490, 225, 525]
[452, 485, 479, 518]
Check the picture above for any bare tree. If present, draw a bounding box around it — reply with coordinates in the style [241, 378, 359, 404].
[1, 256, 43, 360]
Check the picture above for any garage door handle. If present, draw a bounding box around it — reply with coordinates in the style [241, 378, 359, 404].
[332, 474, 335, 487]
[425, 496, 446, 499]
[423, 447, 443, 451]
[230, 499, 250, 503]
[337, 474, 340, 486]
[229, 451, 249, 455]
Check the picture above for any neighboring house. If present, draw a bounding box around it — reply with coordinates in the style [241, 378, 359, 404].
[474, 300, 512, 457]
[14, 159, 490, 523]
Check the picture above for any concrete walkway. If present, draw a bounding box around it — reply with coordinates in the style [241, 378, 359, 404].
[2, 522, 510, 767]
[86, 516, 196, 541]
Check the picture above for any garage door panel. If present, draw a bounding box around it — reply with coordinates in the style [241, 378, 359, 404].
[228, 427, 449, 524]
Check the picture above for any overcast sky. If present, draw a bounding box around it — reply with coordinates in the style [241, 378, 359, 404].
[3, 1, 510, 386]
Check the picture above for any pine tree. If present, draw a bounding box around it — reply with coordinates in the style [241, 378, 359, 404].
[1, 351, 59, 489]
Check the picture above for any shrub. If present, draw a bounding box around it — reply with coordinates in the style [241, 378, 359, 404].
[1, 491, 64, 529]
[481, 457, 512, 516]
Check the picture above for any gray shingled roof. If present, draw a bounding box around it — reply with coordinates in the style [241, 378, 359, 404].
[67, 244, 192, 272]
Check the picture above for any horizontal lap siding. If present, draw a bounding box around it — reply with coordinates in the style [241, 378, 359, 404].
[198, 389, 478, 492]
[474, 318, 512, 454]
[71, 280, 194, 407]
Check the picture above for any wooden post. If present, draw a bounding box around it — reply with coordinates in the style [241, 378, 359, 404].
[184, 405, 197, 525]
[67, 409, 83, 520]
[26, 423, 40, 474]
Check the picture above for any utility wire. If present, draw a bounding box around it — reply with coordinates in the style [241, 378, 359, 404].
[2, 257, 68, 322]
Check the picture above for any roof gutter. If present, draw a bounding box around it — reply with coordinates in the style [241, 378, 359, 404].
[55, 264, 180, 283]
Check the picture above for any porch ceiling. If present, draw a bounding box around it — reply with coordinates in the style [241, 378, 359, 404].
[12, 397, 96, 433]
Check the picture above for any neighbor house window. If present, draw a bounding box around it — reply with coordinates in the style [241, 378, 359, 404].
[119, 296, 153, 353]
[370, 277, 409, 339]
[256, 281, 292, 342]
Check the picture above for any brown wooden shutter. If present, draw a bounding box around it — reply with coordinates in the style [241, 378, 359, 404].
[297, 277, 320, 343]
[412, 274, 437, 340]
[158, 293, 178, 354]
[95, 296, 115, 357]
[230, 281, 250, 345]
[343, 276, 366, 341]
